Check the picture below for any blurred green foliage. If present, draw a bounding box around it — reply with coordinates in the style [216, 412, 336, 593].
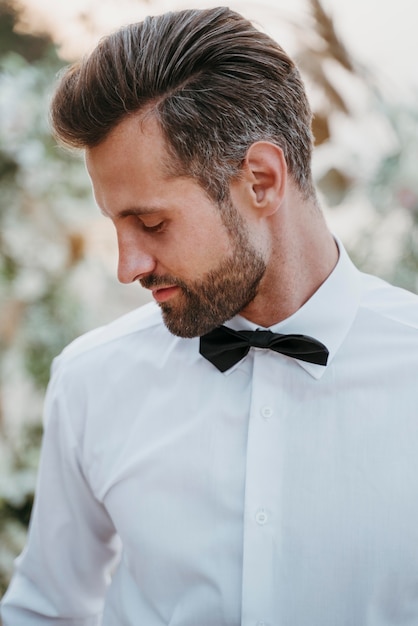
[0, 0, 93, 594]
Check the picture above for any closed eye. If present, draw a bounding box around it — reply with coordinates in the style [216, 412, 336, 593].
[142, 221, 165, 233]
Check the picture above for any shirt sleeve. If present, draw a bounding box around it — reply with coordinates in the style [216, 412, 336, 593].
[1, 356, 122, 624]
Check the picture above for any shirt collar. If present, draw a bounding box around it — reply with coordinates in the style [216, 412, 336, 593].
[224, 238, 362, 379]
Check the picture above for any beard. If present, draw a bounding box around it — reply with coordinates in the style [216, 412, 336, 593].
[140, 199, 267, 338]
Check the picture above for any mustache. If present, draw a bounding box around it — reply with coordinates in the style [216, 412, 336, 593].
[140, 274, 183, 290]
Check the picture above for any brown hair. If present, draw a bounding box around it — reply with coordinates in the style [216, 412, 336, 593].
[50, 7, 315, 201]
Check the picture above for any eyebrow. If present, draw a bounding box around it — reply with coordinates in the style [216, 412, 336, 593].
[100, 206, 163, 219]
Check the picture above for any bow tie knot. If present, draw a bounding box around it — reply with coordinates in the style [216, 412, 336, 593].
[242, 329, 274, 348]
[199, 325, 329, 372]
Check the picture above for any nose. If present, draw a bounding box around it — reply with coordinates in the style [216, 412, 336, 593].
[116, 228, 156, 284]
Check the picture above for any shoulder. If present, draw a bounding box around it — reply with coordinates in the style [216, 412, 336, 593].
[359, 272, 418, 331]
[53, 302, 169, 372]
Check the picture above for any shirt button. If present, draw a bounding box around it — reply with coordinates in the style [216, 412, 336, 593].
[255, 509, 268, 525]
[260, 405, 273, 418]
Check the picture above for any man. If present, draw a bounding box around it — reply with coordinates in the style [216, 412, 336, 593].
[2, 6, 418, 625]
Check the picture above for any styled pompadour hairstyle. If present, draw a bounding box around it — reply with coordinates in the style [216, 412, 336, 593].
[50, 7, 315, 201]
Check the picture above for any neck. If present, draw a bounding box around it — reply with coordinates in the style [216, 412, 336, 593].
[240, 195, 339, 327]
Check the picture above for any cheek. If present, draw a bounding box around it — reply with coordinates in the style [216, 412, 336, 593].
[190, 228, 232, 269]
[174, 217, 231, 262]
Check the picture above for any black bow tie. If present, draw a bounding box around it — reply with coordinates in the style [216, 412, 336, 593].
[199, 325, 329, 372]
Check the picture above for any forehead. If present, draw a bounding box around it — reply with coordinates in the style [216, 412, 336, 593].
[84, 115, 175, 218]
[85, 113, 171, 175]
[84, 112, 219, 221]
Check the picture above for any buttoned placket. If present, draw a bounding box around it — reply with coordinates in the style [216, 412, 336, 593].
[240, 348, 287, 626]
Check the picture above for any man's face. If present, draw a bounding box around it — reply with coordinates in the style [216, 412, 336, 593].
[86, 114, 267, 337]
[140, 196, 266, 337]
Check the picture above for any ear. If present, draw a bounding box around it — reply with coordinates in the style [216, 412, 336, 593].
[233, 141, 287, 217]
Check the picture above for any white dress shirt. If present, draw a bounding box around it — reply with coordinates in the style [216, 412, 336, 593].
[2, 242, 418, 626]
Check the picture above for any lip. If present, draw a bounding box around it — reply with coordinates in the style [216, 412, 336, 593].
[151, 286, 180, 303]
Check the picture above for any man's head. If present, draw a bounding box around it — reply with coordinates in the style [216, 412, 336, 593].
[52, 7, 327, 337]
[50, 6, 315, 203]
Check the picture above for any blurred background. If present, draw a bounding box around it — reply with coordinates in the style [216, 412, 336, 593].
[0, 0, 417, 596]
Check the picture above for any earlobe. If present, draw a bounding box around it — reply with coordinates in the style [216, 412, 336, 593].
[245, 141, 287, 216]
